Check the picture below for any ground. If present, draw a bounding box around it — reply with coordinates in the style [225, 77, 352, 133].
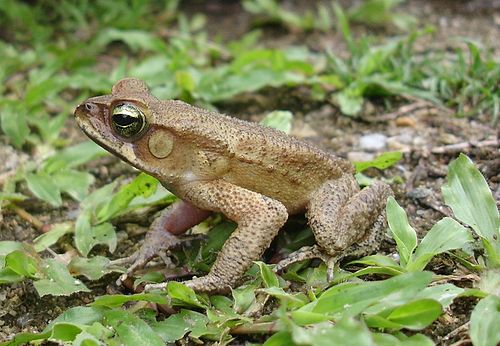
[0, 0, 498, 344]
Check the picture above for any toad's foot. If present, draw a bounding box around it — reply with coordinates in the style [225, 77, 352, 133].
[113, 200, 210, 286]
[274, 245, 340, 281]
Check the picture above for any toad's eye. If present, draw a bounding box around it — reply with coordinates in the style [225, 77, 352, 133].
[111, 103, 147, 138]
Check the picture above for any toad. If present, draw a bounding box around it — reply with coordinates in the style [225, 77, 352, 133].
[74, 78, 393, 293]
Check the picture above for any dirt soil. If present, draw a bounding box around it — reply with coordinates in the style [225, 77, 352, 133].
[0, 0, 499, 344]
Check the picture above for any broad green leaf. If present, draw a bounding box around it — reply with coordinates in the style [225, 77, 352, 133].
[354, 151, 402, 173]
[0, 241, 24, 255]
[50, 323, 83, 342]
[409, 217, 472, 271]
[292, 318, 374, 346]
[478, 269, 500, 296]
[386, 197, 417, 267]
[33, 223, 73, 252]
[92, 293, 168, 307]
[73, 331, 101, 346]
[24, 77, 69, 107]
[415, 284, 464, 308]
[34, 259, 90, 296]
[94, 28, 167, 53]
[167, 281, 207, 308]
[290, 310, 330, 326]
[373, 333, 435, 346]
[52, 170, 95, 202]
[42, 141, 107, 174]
[68, 256, 111, 280]
[97, 173, 159, 222]
[5, 250, 39, 278]
[25, 172, 62, 207]
[0, 331, 50, 346]
[175, 70, 196, 92]
[263, 331, 295, 346]
[385, 299, 442, 330]
[470, 295, 500, 346]
[260, 110, 293, 134]
[75, 212, 116, 257]
[103, 310, 164, 346]
[0, 104, 29, 148]
[335, 90, 363, 116]
[151, 309, 208, 343]
[232, 284, 256, 313]
[442, 154, 499, 243]
[45, 306, 103, 331]
[309, 271, 432, 317]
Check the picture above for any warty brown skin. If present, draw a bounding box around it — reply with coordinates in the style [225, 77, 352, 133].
[74, 78, 393, 293]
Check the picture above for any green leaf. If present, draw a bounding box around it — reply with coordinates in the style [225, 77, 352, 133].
[0, 103, 29, 148]
[5, 250, 39, 278]
[335, 90, 363, 116]
[263, 331, 295, 346]
[68, 256, 111, 280]
[33, 223, 73, 252]
[167, 281, 207, 308]
[470, 295, 500, 346]
[25, 172, 62, 207]
[50, 323, 83, 342]
[92, 293, 168, 307]
[73, 331, 101, 346]
[256, 261, 280, 288]
[409, 217, 472, 271]
[42, 141, 107, 174]
[442, 154, 499, 240]
[309, 271, 433, 317]
[45, 306, 103, 331]
[386, 197, 417, 267]
[0, 241, 24, 256]
[385, 299, 442, 330]
[103, 309, 164, 346]
[442, 154, 499, 265]
[415, 284, 464, 308]
[260, 110, 293, 134]
[97, 173, 159, 222]
[373, 333, 435, 346]
[75, 212, 116, 257]
[232, 284, 257, 313]
[151, 309, 209, 343]
[292, 318, 374, 346]
[52, 170, 95, 202]
[33, 259, 90, 296]
[354, 151, 402, 173]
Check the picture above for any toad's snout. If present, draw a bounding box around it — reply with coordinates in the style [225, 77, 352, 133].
[74, 101, 99, 118]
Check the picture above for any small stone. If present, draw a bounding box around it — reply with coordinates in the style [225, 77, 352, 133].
[347, 151, 375, 163]
[407, 187, 433, 199]
[359, 133, 387, 152]
[395, 116, 416, 127]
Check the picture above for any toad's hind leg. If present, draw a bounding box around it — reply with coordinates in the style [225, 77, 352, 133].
[308, 177, 393, 256]
[276, 176, 393, 278]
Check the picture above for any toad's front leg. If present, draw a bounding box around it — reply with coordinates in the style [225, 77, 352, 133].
[146, 180, 288, 294]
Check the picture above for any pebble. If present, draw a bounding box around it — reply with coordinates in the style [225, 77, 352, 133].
[347, 151, 375, 163]
[407, 187, 433, 199]
[395, 116, 416, 127]
[359, 133, 387, 152]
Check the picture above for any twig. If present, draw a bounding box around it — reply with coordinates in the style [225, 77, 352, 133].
[230, 321, 281, 335]
[431, 139, 499, 154]
[8, 203, 44, 231]
[441, 321, 470, 345]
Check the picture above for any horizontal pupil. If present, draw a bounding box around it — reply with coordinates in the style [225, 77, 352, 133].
[113, 113, 137, 127]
